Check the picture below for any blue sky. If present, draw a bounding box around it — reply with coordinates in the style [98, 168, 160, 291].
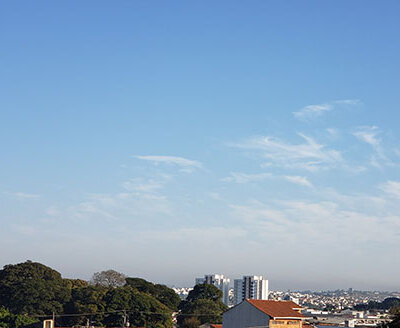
[1, 0, 400, 290]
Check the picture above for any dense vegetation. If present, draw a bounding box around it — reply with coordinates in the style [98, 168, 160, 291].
[178, 284, 227, 328]
[0, 261, 226, 328]
[354, 297, 400, 311]
[0, 307, 39, 328]
[382, 307, 400, 328]
[0, 261, 176, 328]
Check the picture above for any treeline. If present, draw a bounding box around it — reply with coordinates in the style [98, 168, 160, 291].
[354, 297, 400, 311]
[0, 261, 226, 328]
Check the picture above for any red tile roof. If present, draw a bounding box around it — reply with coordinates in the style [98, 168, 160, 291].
[246, 300, 305, 319]
[210, 325, 222, 328]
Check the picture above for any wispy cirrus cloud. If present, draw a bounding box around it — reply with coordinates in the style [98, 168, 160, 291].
[222, 172, 312, 188]
[4, 192, 41, 199]
[222, 172, 272, 183]
[230, 195, 400, 247]
[293, 99, 360, 121]
[233, 133, 343, 171]
[135, 155, 202, 169]
[334, 99, 361, 105]
[352, 126, 392, 168]
[353, 126, 381, 148]
[284, 175, 313, 187]
[293, 103, 333, 120]
[121, 178, 164, 193]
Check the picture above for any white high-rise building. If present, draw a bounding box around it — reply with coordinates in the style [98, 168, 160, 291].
[195, 274, 230, 306]
[233, 275, 268, 305]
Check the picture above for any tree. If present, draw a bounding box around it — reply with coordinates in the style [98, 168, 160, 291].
[91, 270, 126, 288]
[103, 286, 173, 328]
[125, 278, 181, 311]
[184, 284, 224, 304]
[354, 298, 400, 311]
[178, 284, 227, 327]
[179, 317, 200, 328]
[0, 261, 71, 315]
[381, 308, 400, 328]
[63, 279, 89, 290]
[383, 299, 400, 310]
[179, 299, 225, 326]
[62, 285, 108, 326]
[153, 284, 181, 311]
[0, 307, 38, 328]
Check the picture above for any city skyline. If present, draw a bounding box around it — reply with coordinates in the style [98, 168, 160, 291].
[1, 1, 400, 291]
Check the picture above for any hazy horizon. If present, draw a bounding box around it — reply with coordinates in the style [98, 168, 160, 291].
[1, 1, 400, 292]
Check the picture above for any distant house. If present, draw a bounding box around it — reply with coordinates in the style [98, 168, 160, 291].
[223, 299, 305, 328]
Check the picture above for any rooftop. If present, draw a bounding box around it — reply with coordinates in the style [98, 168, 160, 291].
[246, 299, 305, 319]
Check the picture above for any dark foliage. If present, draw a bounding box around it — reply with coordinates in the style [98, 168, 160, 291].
[178, 284, 227, 328]
[62, 285, 108, 326]
[0, 261, 71, 315]
[125, 278, 181, 311]
[0, 307, 39, 328]
[0, 262, 177, 328]
[354, 298, 400, 311]
[103, 286, 173, 328]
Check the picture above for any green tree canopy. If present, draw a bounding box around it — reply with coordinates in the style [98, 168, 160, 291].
[0, 261, 71, 315]
[63, 279, 89, 290]
[103, 286, 173, 328]
[178, 284, 227, 328]
[354, 298, 400, 311]
[178, 299, 226, 326]
[0, 307, 38, 328]
[185, 284, 224, 304]
[125, 278, 181, 311]
[63, 285, 108, 326]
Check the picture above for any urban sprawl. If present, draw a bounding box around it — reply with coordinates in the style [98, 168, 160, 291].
[0, 263, 399, 328]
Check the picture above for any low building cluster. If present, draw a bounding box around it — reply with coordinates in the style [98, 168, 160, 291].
[172, 279, 399, 328]
[269, 289, 400, 311]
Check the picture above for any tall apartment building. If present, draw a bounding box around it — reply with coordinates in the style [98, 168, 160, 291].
[233, 275, 269, 305]
[195, 274, 230, 306]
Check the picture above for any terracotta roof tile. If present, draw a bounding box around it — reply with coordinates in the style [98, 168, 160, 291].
[246, 300, 305, 319]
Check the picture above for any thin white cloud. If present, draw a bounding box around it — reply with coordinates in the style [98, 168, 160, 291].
[135, 155, 202, 169]
[380, 181, 400, 199]
[4, 192, 40, 199]
[333, 99, 361, 105]
[208, 192, 221, 200]
[352, 126, 392, 168]
[222, 172, 272, 183]
[234, 133, 343, 171]
[122, 178, 164, 193]
[230, 196, 400, 247]
[326, 128, 339, 137]
[293, 99, 360, 121]
[284, 175, 313, 187]
[353, 126, 381, 148]
[293, 103, 332, 120]
[223, 172, 312, 187]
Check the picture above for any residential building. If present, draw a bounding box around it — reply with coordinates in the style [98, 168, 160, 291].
[195, 274, 230, 306]
[234, 275, 269, 305]
[223, 299, 305, 328]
